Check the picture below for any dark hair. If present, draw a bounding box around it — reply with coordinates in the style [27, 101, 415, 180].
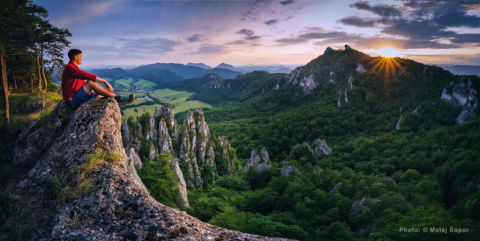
[68, 49, 82, 60]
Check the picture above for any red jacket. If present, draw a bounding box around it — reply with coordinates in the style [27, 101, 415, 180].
[61, 61, 97, 101]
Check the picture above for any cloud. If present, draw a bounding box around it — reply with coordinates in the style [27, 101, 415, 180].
[52, 0, 126, 27]
[116, 37, 183, 53]
[351, 1, 401, 17]
[192, 44, 228, 55]
[264, 19, 279, 25]
[226, 40, 247, 45]
[280, 0, 295, 6]
[187, 34, 203, 43]
[276, 30, 351, 44]
[337, 0, 480, 48]
[339, 16, 376, 27]
[275, 28, 456, 49]
[236, 28, 262, 40]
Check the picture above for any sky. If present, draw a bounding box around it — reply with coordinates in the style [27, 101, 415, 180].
[33, 0, 480, 68]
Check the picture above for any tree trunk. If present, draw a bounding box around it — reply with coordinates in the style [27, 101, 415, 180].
[37, 53, 43, 92]
[1, 52, 10, 124]
[31, 74, 34, 94]
[41, 47, 47, 93]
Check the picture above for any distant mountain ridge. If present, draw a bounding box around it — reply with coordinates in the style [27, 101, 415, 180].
[186, 62, 212, 69]
[439, 64, 480, 77]
[88, 63, 243, 89]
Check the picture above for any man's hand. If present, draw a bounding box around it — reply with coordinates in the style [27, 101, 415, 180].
[96, 77, 114, 93]
[105, 81, 114, 93]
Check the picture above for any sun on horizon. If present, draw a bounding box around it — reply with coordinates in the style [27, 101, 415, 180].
[375, 47, 402, 58]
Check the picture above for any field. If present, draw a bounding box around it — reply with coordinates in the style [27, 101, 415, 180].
[120, 88, 211, 120]
[114, 78, 134, 88]
[134, 79, 156, 89]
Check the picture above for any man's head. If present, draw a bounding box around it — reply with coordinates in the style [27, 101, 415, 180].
[68, 49, 82, 65]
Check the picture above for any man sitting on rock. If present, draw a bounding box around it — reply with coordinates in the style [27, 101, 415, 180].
[62, 49, 134, 109]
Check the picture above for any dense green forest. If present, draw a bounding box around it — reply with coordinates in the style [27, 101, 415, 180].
[137, 49, 480, 240]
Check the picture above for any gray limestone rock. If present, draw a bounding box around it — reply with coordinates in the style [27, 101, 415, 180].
[313, 138, 332, 157]
[281, 165, 300, 176]
[149, 142, 157, 162]
[171, 159, 189, 208]
[243, 148, 271, 173]
[352, 196, 366, 214]
[291, 141, 314, 156]
[440, 79, 478, 124]
[395, 115, 403, 130]
[9, 98, 289, 240]
[259, 147, 270, 161]
[121, 119, 130, 143]
[158, 118, 173, 155]
[218, 136, 236, 174]
[126, 147, 143, 168]
[356, 63, 367, 73]
[329, 182, 341, 196]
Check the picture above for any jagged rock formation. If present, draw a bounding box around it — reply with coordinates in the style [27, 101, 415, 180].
[351, 196, 366, 214]
[123, 106, 238, 192]
[179, 108, 210, 188]
[328, 182, 342, 196]
[313, 138, 332, 157]
[291, 141, 314, 156]
[9, 98, 290, 241]
[291, 138, 332, 159]
[126, 147, 143, 168]
[440, 78, 478, 124]
[281, 165, 300, 176]
[243, 147, 272, 172]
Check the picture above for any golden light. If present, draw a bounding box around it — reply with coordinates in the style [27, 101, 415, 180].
[376, 47, 402, 58]
[368, 54, 403, 80]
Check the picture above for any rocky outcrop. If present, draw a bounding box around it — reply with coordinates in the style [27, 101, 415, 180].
[123, 106, 238, 191]
[352, 196, 366, 214]
[356, 63, 366, 73]
[179, 108, 210, 188]
[281, 165, 300, 176]
[171, 159, 189, 208]
[243, 147, 271, 172]
[440, 79, 478, 124]
[154, 105, 180, 142]
[312, 138, 332, 158]
[158, 118, 173, 155]
[287, 66, 319, 94]
[328, 182, 341, 196]
[291, 141, 314, 155]
[126, 147, 143, 168]
[218, 136, 237, 174]
[9, 98, 290, 241]
[395, 115, 403, 130]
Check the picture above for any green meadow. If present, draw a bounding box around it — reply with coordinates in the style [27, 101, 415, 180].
[114, 78, 134, 88]
[120, 88, 211, 120]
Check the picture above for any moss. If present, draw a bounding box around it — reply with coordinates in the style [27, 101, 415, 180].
[51, 148, 123, 203]
[66, 216, 95, 228]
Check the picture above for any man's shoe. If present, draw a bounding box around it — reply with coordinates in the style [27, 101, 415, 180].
[115, 94, 135, 104]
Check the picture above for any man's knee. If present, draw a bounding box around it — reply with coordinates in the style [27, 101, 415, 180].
[83, 80, 96, 93]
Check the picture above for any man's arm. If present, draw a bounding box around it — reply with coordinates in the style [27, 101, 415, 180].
[95, 77, 114, 93]
[71, 67, 97, 81]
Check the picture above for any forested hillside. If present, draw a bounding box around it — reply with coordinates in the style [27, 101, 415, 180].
[153, 46, 479, 240]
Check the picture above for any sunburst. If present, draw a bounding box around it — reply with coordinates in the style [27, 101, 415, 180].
[368, 56, 403, 80]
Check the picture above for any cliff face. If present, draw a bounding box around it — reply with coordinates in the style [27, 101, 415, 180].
[10, 98, 290, 241]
